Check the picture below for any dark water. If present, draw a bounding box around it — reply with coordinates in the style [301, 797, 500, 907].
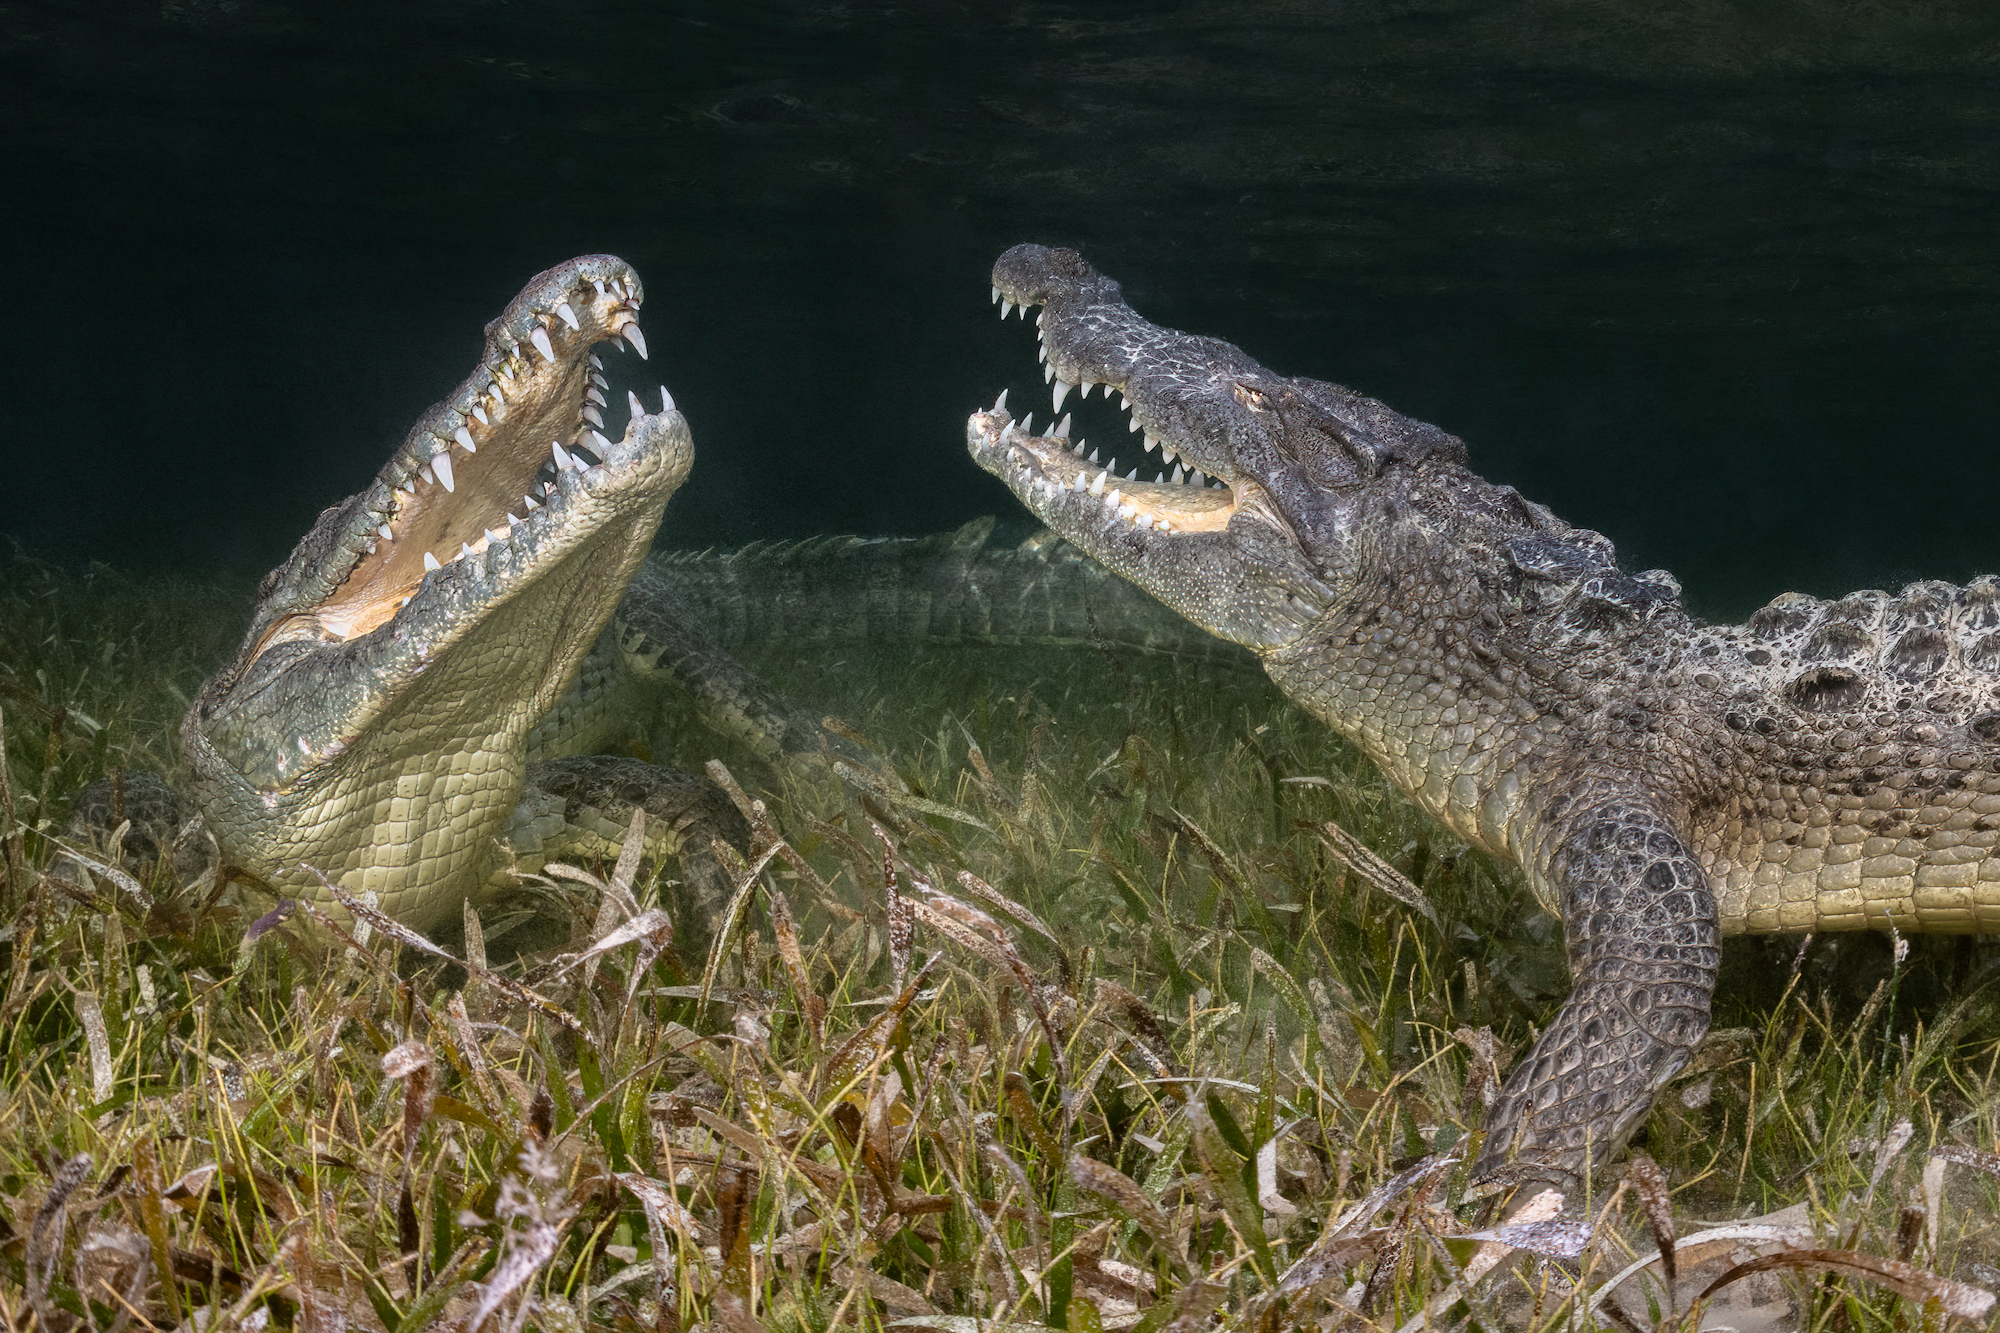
[6, 1, 1998, 622]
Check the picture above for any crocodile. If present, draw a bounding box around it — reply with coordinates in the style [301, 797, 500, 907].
[161, 253, 1235, 935]
[969, 243, 2000, 1194]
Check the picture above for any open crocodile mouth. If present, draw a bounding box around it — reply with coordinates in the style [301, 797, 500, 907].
[252, 257, 677, 661]
[968, 271, 1252, 541]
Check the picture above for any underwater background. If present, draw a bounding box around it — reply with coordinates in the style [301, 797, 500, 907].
[5, 0, 1999, 623]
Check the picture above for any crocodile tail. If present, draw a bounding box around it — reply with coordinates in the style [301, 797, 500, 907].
[647, 519, 1253, 665]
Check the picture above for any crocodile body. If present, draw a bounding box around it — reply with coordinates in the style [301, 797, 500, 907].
[970, 243, 2000, 1193]
[177, 254, 1230, 934]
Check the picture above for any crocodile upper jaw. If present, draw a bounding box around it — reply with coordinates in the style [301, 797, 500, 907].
[185, 255, 691, 928]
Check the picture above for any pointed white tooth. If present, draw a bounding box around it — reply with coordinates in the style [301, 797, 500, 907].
[1154, 472, 1165, 484]
[1052, 380, 1071, 413]
[589, 352, 603, 369]
[586, 430, 612, 455]
[432, 450, 455, 492]
[1038, 343, 1048, 364]
[1128, 417, 1141, 433]
[1171, 464, 1186, 484]
[471, 405, 489, 425]
[1000, 300, 1014, 319]
[1191, 469, 1206, 486]
[658, 384, 675, 411]
[508, 511, 523, 526]
[1082, 381, 1096, 398]
[524, 494, 541, 510]
[487, 527, 509, 544]
[999, 420, 1016, 443]
[1145, 434, 1160, 452]
[1134, 515, 1152, 530]
[1118, 504, 1136, 519]
[420, 462, 436, 485]
[552, 440, 575, 470]
[1108, 489, 1122, 506]
[1072, 472, 1088, 492]
[423, 551, 441, 572]
[454, 426, 477, 452]
[1043, 362, 1054, 383]
[593, 280, 607, 298]
[377, 523, 394, 541]
[582, 405, 603, 427]
[991, 388, 1009, 414]
[1125, 468, 1139, 481]
[1163, 447, 1179, 466]
[530, 325, 556, 363]
[1054, 413, 1072, 439]
[1019, 413, 1033, 435]
[1120, 394, 1131, 409]
[1158, 520, 1172, 531]
[1090, 471, 1108, 496]
[1088, 448, 1101, 463]
[460, 542, 475, 561]
[991, 285, 1000, 304]
[623, 324, 648, 359]
[555, 301, 581, 331]
[586, 386, 607, 406]
[1071, 441, 1086, 457]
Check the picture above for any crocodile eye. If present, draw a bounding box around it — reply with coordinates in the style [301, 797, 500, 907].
[1232, 382, 1270, 412]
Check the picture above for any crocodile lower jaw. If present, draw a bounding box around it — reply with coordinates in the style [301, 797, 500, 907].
[966, 403, 1245, 538]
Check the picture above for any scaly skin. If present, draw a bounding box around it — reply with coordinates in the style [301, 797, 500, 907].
[969, 243, 2000, 1195]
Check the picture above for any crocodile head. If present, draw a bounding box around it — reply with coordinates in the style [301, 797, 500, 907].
[969, 244, 1470, 654]
[184, 255, 691, 930]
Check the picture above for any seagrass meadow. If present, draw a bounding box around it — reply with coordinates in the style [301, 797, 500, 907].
[4, 551, 2000, 1332]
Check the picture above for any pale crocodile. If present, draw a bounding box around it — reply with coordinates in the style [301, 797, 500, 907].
[970, 243, 2000, 1192]
[159, 254, 1231, 935]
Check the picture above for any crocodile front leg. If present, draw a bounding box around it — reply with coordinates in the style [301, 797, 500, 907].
[1474, 800, 1720, 1194]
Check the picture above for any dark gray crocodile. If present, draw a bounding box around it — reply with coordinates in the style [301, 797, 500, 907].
[161, 254, 1231, 934]
[969, 243, 2000, 1194]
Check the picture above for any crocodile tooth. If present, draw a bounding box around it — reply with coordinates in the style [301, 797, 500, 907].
[470, 405, 488, 425]
[999, 421, 1016, 443]
[1000, 300, 1014, 319]
[1071, 441, 1086, 457]
[486, 527, 508, 543]
[1089, 470, 1107, 496]
[1088, 447, 1100, 464]
[656, 384, 674, 412]
[524, 494, 541, 510]
[582, 405, 603, 427]
[589, 352, 603, 369]
[1154, 471, 1165, 484]
[1118, 504, 1136, 519]
[1052, 381, 1072, 413]
[1120, 394, 1131, 409]
[552, 440, 576, 471]
[1019, 413, 1033, 436]
[1108, 489, 1122, 506]
[991, 388, 1009, 414]
[423, 551, 441, 572]
[586, 386, 607, 407]
[377, 523, 394, 541]
[507, 512, 523, 526]
[1042, 362, 1053, 384]
[454, 426, 477, 453]
[1037, 343, 1048, 364]
[363, 539, 376, 554]
[530, 326, 556, 363]
[1191, 469, 1206, 486]
[1145, 434, 1159, 453]
[991, 285, 1000, 304]
[460, 542, 475, 561]
[1072, 472, 1088, 492]
[622, 324, 649, 359]
[432, 451, 455, 492]
[1125, 468, 1139, 481]
[555, 301, 581, 331]
[593, 279, 607, 298]
[1134, 515, 1152, 530]
[1053, 413, 1072, 439]
[586, 429, 612, 454]
[419, 462, 436, 486]
[1171, 464, 1185, 484]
